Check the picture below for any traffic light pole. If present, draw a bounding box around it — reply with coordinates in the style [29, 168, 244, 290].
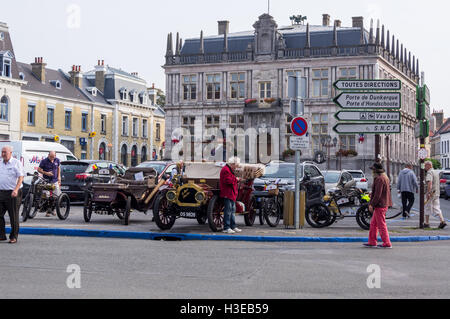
[420, 138, 425, 229]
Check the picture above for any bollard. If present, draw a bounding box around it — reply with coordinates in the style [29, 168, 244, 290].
[283, 191, 294, 227]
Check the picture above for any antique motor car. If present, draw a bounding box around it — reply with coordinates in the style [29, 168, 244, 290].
[22, 172, 71, 221]
[153, 162, 265, 232]
[83, 166, 168, 225]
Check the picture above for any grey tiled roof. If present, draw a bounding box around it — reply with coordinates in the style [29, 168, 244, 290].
[17, 62, 92, 102]
[0, 30, 20, 79]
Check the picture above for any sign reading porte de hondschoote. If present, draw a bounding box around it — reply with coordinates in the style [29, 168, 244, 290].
[334, 92, 401, 109]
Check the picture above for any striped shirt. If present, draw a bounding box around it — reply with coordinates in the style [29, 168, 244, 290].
[0, 157, 25, 191]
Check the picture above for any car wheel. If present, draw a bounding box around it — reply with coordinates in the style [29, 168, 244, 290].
[153, 193, 176, 230]
[56, 194, 71, 220]
[207, 195, 224, 232]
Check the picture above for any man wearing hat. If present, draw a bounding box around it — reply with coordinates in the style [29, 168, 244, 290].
[220, 157, 242, 234]
[364, 162, 393, 249]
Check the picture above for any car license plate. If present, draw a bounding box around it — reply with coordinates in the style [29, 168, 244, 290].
[99, 169, 110, 175]
[337, 198, 349, 205]
[60, 186, 69, 190]
[180, 212, 196, 218]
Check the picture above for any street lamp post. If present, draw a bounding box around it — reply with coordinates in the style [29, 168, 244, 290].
[321, 135, 337, 171]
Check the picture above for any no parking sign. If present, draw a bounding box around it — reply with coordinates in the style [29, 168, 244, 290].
[291, 117, 308, 137]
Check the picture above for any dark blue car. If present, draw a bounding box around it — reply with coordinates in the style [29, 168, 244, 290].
[445, 181, 450, 200]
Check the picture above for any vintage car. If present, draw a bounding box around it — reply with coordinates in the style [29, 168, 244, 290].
[153, 162, 265, 232]
[83, 166, 168, 225]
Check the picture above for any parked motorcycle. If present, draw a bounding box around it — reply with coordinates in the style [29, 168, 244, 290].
[306, 180, 371, 229]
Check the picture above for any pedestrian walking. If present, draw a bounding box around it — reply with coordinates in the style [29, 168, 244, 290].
[220, 157, 242, 234]
[397, 163, 419, 218]
[424, 161, 447, 229]
[364, 162, 393, 249]
[0, 146, 25, 244]
[37, 151, 62, 217]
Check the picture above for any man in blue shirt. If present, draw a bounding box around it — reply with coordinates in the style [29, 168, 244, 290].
[0, 146, 24, 244]
[38, 151, 61, 217]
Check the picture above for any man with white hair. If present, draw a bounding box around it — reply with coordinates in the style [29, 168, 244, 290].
[219, 157, 242, 234]
[424, 161, 447, 229]
[0, 146, 24, 244]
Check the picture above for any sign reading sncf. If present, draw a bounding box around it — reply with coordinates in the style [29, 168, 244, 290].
[290, 117, 308, 137]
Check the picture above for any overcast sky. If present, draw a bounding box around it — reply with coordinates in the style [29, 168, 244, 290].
[3, 0, 449, 116]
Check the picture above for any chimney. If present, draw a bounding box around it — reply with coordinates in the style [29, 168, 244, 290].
[218, 20, 229, 35]
[352, 16, 364, 28]
[69, 65, 82, 88]
[433, 110, 445, 129]
[95, 60, 106, 93]
[31, 57, 46, 83]
[334, 20, 342, 27]
[322, 14, 330, 26]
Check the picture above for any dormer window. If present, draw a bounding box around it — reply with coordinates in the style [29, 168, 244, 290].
[0, 51, 13, 78]
[92, 88, 97, 96]
[19, 72, 25, 81]
[119, 87, 128, 100]
[2, 58, 11, 78]
[50, 80, 62, 89]
[129, 90, 137, 103]
[139, 92, 148, 105]
[0, 33, 4, 41]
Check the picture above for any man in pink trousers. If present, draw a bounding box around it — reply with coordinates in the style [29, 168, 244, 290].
[364, 162, 393, 249]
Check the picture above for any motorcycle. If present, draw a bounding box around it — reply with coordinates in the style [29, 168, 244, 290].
[22, 172, 71, 221]
[306, 180, 371, 229]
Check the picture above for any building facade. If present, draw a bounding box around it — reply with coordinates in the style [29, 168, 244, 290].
[0, 22, 24, 141]
[163, 13, 422, 179]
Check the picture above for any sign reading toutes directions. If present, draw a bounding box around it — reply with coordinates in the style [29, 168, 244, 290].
[333, 79, 402, 135]
[334, 92, 401, 109]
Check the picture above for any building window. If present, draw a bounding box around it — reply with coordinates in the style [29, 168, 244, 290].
[259, 82, 272, 101]
[120, 88, 128, 101]
[47, 107, 54, 128]
[230, 73, 245, 99]
[132, 118, 138, 137]
[121, 144, 128, 166]
[141, 146, 147, 163]
[312, 69, 329, 98]
[206, 115, 220, 128]
[339, 135, 356, 151]
[0, 96, 8, 121]
[101, 114, 107, 134]
[311, 113, 329, 151]
[206, 74, 221, 100]
[28, 104, 36, 126]
[229, 114, 244, 130]
[99, 142, 106, 160]
[19, 72, 25, 81]
[122, 116, 129, 136]
[338, 67, 357, 79]
[2, 59, 11, 78]
[65, 110, 72, 130]
[131, 145, 138, 167]
[142, 119, 148, 138]
[182, 116, 196, 136]
[81, 113, 88, 132]
[183, 75, 197, 101]
[61, 140, 75, 154]
[156, 123, 161, 141]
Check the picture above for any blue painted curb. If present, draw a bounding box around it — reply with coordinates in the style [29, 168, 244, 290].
[6, 227, 450, 243]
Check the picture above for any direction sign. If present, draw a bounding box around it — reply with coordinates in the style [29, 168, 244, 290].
[334, 92, 401, 109]
[334, 111, 401, 122]
[334, 80, 401, 91]
[291, 117, 308, 137]
[333, 123, 401, 134]
[290, 135, 310, 150]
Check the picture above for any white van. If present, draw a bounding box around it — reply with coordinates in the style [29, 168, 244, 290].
[0, 141, 78, 176]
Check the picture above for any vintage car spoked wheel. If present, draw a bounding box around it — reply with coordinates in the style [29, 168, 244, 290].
[21, 193, 33, 222]
[83, 192, 93, 223]
[56, 193, 71, 220]
[244, 196, 257, 226]
[207, 195, 224, 232]
[124, 196, 131, 226]
[356, 204, 372, 230]
[153, 193, 176, 230]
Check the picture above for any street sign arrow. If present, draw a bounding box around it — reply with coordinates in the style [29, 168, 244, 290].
[334, 111, 401, 122]
[334, 79, 401, 91]
[333, 92, 401, 109]
[333, 123, 402, 134]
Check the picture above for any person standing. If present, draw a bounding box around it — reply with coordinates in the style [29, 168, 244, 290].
[397, 163, 419, 218]
[424, 161, 447, 229]
[37, 151, 61, 217]
[220, 157, 242, 234]
[0, 146, 24, 244]
[364, 162, 393, 249]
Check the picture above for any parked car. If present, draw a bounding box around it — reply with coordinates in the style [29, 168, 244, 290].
[60, 160, 126, 203]
[440, 170, 450, 197]
[346, 170, 369, 191]
[445, 181, 450, 200]
[253, 162, 326, 203]
[137, 161, 176, 180]
[0, 141, 77, 176]
[321, 170, 354, 193]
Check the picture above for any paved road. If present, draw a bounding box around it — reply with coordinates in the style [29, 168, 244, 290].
[1, 235, 449, 299]
[391, 191, 450, 222]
